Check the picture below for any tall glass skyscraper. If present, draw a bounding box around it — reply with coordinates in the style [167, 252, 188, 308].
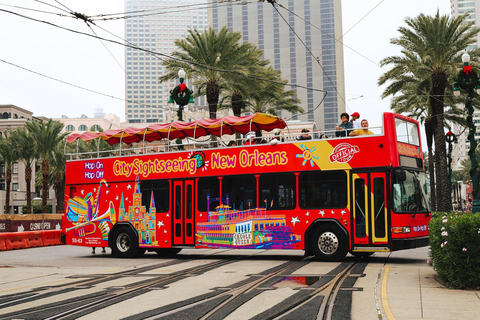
[208, 0, 345, 130]
[451, 0, 480, 170]
[124, 0, 208, 124]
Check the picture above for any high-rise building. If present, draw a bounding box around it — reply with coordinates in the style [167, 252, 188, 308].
[450, 0, 480, 170]
[208, 0, 345, 131]
[124, 0, 208, 124]
[450, 0, 480, 44]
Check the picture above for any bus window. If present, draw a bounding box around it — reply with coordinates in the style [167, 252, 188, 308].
[299, 171, 347, 209]
[355, 179, 366, 238]
[140, 180, 170, 213]
[198, 177, 220, 212]
[395, 118, 420, 146]
[222, 175, 257, 210]
[373, 177, 386, 238]
[392, 170, 429, 213]
[259, 173, 295, 210]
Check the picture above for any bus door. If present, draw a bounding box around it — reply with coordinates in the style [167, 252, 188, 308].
[351, 171, 389, 251]
[172, 180, 195, 246]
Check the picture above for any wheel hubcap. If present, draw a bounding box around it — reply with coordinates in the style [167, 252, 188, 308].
[116, 233, 131, 252]
[318, 231, 339, 255]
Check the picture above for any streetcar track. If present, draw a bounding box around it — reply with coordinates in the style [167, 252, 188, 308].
[118, 257, 314, 320]
[0, 250, 234, 310]
[0, 251, 271, 320]
[0, 258, 230, 319]
[120, 259, 361, 320]
[0, 253, 366, 320]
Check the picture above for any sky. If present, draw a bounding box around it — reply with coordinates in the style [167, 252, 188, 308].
[0, 0, 451, 127]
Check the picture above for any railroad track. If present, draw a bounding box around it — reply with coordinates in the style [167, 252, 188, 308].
[0, 253, 366, 320]
[0, 250, 236, 320]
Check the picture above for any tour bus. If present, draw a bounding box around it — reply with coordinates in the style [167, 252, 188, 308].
[62, 112, 430, 261]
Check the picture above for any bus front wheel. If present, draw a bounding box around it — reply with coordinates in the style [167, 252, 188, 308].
[312, 224, 347, 262]
[111, 227, 139, 258]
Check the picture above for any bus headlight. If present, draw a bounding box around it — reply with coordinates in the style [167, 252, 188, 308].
[392, 226, 411, 234]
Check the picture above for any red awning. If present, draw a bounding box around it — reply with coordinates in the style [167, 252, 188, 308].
[66, 113, 287, 145]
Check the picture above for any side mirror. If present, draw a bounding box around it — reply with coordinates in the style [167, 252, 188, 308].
[395, 169, 406, 182]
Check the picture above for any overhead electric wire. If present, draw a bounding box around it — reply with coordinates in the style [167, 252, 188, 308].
[1, 8, 321, 93]
[0, 2, 67, 16]
[0, 58, 125, 101]
[277, 0, 384, 70]
[267, 1, 336, 120]
[52, 0, 73, 13]
[89, 0, 257, 22]
[0, 2, 323, 118]
[33, 0, 69, 14]
[3, 0, 400, 123]
[272, 0, 387, 115]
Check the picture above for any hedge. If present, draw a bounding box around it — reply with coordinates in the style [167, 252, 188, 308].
[429, 211, 480, 289]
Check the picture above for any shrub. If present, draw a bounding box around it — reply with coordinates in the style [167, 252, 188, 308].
[429, 211, 480, 289]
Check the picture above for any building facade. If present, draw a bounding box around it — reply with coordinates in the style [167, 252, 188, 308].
[54, 111, 122, 134]
[208, 0, 346, 131]
[124, 0, 208, 124]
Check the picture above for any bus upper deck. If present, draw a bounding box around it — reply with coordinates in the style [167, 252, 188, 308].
[66, 113, 388, 160]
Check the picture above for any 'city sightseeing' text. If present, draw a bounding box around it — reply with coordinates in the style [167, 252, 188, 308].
[114, 157, 197, 177]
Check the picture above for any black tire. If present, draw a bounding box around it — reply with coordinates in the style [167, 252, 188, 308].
[154, 248, 182, 257]
[110, 226, 139, 258]
[311, 224, 347, 262]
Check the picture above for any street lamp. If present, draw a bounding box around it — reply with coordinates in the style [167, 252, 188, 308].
[167, 69, 194, 150]
[453, 50, 480, 213]
[168, 68, 194, 122]
[446, 131, 457, 211]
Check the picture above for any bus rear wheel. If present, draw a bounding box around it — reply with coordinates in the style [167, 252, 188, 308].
[312, 224, 347, 262]
[111, 226, 139, 258]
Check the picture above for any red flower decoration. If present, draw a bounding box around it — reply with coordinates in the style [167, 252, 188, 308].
[179, 83, 186, 93]
[464, 65, 473, 76]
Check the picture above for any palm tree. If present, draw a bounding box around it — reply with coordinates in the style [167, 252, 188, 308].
[0, 133, 17, 213]
[9, 127, 37, 213]
[246, 67, 303, 116]
[25, 119, 68, 213]
[159, 27, 263, 120]
[378, 11, 480, 211]
[384, 73, 466, 210]
[219, 45, 269, 117]
[51, 142, 68, 213]
[73, 125, 115, 158]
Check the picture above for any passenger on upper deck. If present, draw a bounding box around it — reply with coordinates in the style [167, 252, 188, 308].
[297, 128, 312, 140]
[244, 132, 256, 145]
[350, 112, 361, 129]
[349, 119, 374, 136]
[335, 113, 353, 137]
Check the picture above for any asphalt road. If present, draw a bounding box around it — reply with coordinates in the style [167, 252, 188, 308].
[0, 246, 428, 320]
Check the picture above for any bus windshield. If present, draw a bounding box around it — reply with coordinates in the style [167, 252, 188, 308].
[392, 170, 430, 213]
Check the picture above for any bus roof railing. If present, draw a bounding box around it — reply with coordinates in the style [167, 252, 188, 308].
[64, 124, 384, 161]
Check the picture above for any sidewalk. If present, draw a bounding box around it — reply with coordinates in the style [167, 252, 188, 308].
[352, 246, 480, 320]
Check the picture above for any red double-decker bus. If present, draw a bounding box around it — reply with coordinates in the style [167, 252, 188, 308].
[62, 112, 430, 261]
